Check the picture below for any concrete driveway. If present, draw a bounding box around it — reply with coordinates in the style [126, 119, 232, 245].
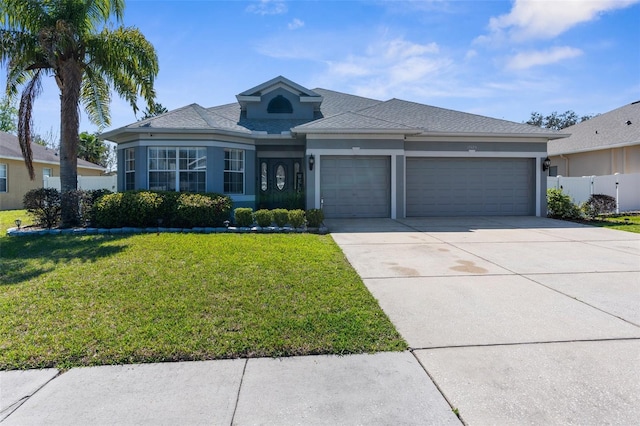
[327, 216, 640, 425]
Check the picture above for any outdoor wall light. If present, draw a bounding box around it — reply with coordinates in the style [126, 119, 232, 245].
[14, 219, 22, 229]
[309, 154, 315, 171]
[542, 157, 551, 171]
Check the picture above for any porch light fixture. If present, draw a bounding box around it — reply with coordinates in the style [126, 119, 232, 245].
[14, 219, 22, 229]
[542, 157, 551, 172]
[309, 154, 315, 171]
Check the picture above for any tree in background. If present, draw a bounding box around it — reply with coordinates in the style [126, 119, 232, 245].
[1, 0, 158, 226]
[526, 110, 595, 130]
[78, 131, 109, 167]
[141, 102, 168, 120]
[0, 95, 17, 133]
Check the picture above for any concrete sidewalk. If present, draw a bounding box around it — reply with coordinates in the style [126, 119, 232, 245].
[1, 352, 459, 425]
[329, 216, 640, 425]
[2, 216, 639, 425]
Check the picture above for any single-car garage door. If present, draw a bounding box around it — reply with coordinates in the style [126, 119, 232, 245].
[406, 158, 534, 216]
[321, 156, 390, 218]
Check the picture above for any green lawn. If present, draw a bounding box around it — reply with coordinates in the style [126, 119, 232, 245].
[0, 210, 406, 370]
[589, 214, 640, 234]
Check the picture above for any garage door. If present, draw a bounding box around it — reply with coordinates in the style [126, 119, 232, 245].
[321, 156, 390, 218]
[406, 158, 534, 216]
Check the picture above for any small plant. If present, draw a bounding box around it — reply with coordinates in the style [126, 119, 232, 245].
[23, 188, 62, 229]
[288, 209, 305, 228]
[546, 188, 582, 220]
[582, 194, 616, 219]
[234, 207, 254, 227]
[272, 208, 289, 227]
[253, 209, 273, 227]
[306, 208, 324, 228]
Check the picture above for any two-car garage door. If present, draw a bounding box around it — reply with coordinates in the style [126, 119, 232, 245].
[320, 156, 535, 218]
[406, 158, 535, 216]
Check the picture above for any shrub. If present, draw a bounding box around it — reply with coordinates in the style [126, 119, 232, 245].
[79, 189, 113, 227]
[272, 209, 289, 227]
[288, 209, 305, 228]
[175, 193, 232, 227]
[582, 194, 616, 218]
[95, 191, 162, 228]
[234, 208, 254, 227]
[23, 188, 61, 229]
[546, 188, 582, 220]
[306, 208, 324, 228]
[253, 209, 273, 227]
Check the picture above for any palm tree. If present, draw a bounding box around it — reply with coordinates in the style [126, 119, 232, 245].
[0, 0, 158, 226]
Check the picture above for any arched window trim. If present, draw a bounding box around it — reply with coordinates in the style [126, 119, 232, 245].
[267, 95, 293, 114]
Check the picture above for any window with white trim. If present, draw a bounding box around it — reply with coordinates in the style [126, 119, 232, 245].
[148, 147, 206, 192]
[224, 149, 244, 194]
[124, 148, 135, 190]
[43, 168, 52, 178]
[0, 164, 6, 192]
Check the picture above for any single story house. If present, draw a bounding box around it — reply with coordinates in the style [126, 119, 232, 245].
[101, 76, 565, 218]
[0, 131, 105, 210]
[547, 101, 640, 177]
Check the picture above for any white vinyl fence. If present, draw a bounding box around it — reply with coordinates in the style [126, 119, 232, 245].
[44, 175, 117, 192]
[547, 173, 640, 213]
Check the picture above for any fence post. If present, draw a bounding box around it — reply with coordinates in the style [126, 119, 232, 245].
[615, 173, 620, 214]
[556, 175, 562, 190]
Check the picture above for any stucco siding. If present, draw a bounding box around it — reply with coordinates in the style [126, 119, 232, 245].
[0, 159, 102, 210]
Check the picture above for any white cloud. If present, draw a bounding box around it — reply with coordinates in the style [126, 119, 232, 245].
[484, 0, 640, 42]
[506, 46, 583, 70]
[323, 37, 451, 99]
[288, 18, 304, 30]
[245, 0, 287, 16]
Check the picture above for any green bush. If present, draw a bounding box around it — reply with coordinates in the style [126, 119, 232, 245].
[175, 193, 232, 227]
[582, 194, 616, 218]
[234, 208, 254, 227]
[288, 209, 305, 228]
[272, 209, 289, 227]
[546, 188, 582, 220]
[23, 188, 61, 229]
[306, 208, 324, 228]
[94, 191, 231, 228]
[253, 209, 273, 227]
[80, 189, 113, 227]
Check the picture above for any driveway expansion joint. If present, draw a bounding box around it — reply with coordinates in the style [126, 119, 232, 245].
[229, 358, 248, 426]
[409, 337, 640, 351]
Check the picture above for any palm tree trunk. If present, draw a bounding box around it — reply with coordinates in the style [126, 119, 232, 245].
[59, 59, 82, 227]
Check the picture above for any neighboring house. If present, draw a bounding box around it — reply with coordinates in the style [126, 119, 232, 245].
[0, 132, 105, 210]
[547, 101, 640, 177]
[101, 76, 565, 218]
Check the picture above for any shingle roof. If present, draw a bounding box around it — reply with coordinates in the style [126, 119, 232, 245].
[548, 101, 640, 155]
[0, 131, 104, 170]
[102, 80, 564, 139]
[352, 99, 562, 135]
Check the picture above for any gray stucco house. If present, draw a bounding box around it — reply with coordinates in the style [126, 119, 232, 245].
[101, 76, 565, 218]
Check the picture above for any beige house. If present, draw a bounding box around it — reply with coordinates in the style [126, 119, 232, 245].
[547, 101, 640, 177]
[0, 131, 105, 210]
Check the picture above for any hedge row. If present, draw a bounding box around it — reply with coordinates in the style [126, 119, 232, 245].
[233, 207, 324, 228]
[94, 191, 232, 228]
[23, 188, 112, 229]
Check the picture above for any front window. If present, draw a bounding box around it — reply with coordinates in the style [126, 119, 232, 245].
[0, 164, 6, 192]
[43, 168, 52, 178]
[125, 148, 135, 190]
[224, 149, 244, 194]
[148, 147, 206, 192]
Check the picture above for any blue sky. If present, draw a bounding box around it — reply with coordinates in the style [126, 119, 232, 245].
[4, 0, 640, 138]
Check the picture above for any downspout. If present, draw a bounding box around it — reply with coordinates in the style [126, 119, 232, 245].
[560, 154, 569, 176]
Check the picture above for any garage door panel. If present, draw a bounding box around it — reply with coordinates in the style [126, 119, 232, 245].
[321, 156, 390, 218]
[407, 158, 534, 216]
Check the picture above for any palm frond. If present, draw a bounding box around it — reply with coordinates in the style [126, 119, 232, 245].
[86, 26, 158, 113]
[17, 69, 42, 180]
[81, 65, 111, 128]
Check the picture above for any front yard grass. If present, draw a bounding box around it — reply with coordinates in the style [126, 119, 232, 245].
[0, 210, 406, 370]
[588, 214, 640, 234]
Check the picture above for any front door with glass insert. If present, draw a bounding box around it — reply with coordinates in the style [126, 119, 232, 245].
[258, 158, 304, 209]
